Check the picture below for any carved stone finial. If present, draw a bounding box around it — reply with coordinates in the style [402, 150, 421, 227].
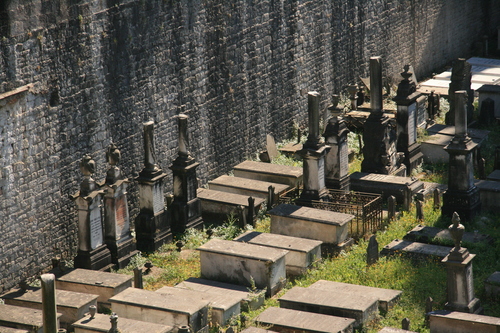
[80, 155, 96, 196]
[108, 313, 121, 333]
[106, 143, 122, 184]
[449, 212, 465, 251]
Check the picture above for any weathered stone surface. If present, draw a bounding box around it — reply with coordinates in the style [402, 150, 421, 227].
[403, 225, 492, 245]
[0, 304, 62, 333]
[0, 327, 30, 333]
[240, 327, 278, 333]
[381, 239, 452, 260]
[197, 188, 265, 219]
[429, 310, 500, 333]
[476, 180, 500, 212]
[486, 169, 500, 181]
[255, 307, 355, 333]
[421, 134, 485, 164]
[233, 161, 303, 188]
[485, 272, 500, 299]
[73, 313, 173, 333]
[208, 175, 290, 201]
[378, 328, 417, 333]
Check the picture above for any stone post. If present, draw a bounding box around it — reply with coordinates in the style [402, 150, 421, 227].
[366, 235, 379, 266]
[41, 273, 58, 333]
[446, 59, 474, 125]
[133, 267, 143, 289]
[323, 116, 350, 191]
[135, 121, 170, 252]
[388, 195, 396, 221]
[347, 85, 358, 111]
[305, 91, 321, 150]
[370, 57, 383, 113]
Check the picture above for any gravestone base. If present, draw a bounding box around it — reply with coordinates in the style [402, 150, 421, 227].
[322, 238, 355, 257]
[74, 245, 113, 271]
[106, 236, 140, 269]
[326, 175, 350, 192]
[296, 187, 331, 206]
[441, 187, 481, 221]
[445, 297, 483, 314]
[170, 198, 204, 235]
[135, 212, 172, 252]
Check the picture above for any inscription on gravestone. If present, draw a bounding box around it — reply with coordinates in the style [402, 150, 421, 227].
[153, 184, 164, 215]
[466, 264, 474, 302]
[416, 95, 428, 128]
[408, 103, 416, 145]
[318, 158, 325, 190]
[90, 207, 103, 249]
[115, 196, 128, 239]
[340, 143, 349, 177]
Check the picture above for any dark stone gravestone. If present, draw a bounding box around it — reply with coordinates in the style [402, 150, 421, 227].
[366, 235, 379, 266]
[446, 58, 474, 125]
[479, 98, 495, 125]
[323, 116, 350, 191]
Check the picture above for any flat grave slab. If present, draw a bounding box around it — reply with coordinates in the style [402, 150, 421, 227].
[421, 134, 484, 164]
[108, 288, 209, 332]
[56, 269, 132, 310]
[279, 142, 303, 157]
[197, 239, 287, 297]
[255, 307, 355, 333]
[233, 231, 322, 276]
[380, 239, 452, 260]
[403, 225, 492, 246]
[0, 328, 29, 333]
[486, 169, 500, 181]
[415, 182, 447, 201]
[240, 328, 279, 333]
[426, 124, 490, 139]
[309, 280, 402, 312]
[233, 161, 303, 188]
[72, 313, 173, 333]
[1, 288, 97, 329]
[208, 175, 290, 201]
[429, 310, 500, 333]
[269, 204, 352, 246]
[476, 180, 500, 211]
[175, 277, 264, 311]
[0, 304, 62, 333]
[485, 271, 500, 299]
[278, 286, 378, 328]
[197, 188, 265, 217]
[156, 285, 241, 326]
[378, 328, 417, 333]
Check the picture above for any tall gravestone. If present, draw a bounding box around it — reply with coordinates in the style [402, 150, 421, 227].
[102, 143, 139, 268]
[297, 92, 331, 204]
[169, 114, 203, 234]
[135, 121, 171, 252]
[361, 56, 405, 176]
[446, 58, 474, 125]
[441, 91, 481, 220]
[72, 155, 112, 270]
[393, 65, 424, 174]
[323, 116, 350, 191]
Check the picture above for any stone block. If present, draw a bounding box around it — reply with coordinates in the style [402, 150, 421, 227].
[421, 134, 485, 164]
[278, 286, 378, 328]
[197, 188, 265, 217]
[208, 175, 290, 201]
[485, 272, 500, 299]
[0, 304, 62, 333]
[255, 307, 355, 333]
[72, 313, 173, 333]
[109, 288, 209, 332]
[156, 286, 241, 326]
[233, 161, 303, 188]
[175, 277, 264, 311]
[475, 180, 500, 211]
[56, 269, 132, 310]
[197, 239, 287, 297]
[429, 310, 500, 333]
[233, 231, 322, 276]
[403, 225, 492, 246]
[0, 327, 30, 333]
[309, 280, 402, 313]
[380, 239, 452, 260]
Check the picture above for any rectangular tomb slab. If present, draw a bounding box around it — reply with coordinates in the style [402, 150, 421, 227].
[240, 328, 279, 333]
[1, 288, 97, 329]
[208, 175, 290, 201]
[197, 188, 265, 216]
[429, 310, 500, 333]
[197, 239, 288, 297]
[269, 204, 352, 245]
[420, 134, 485, 164]
[255, 307, 355, 333]
[233, 231, 322, 276]
[175, 278, 264, 311]
[476, 180, 500, 212]
[109, 288, 209, 332]
[0, 327, 30, 333]
[403, 225, 492, 245]
[156, 286, 241, 326]
[73, 313, 173, 333]
[0, 304, 62, 333]
[233, 160, 303, 188]
[380, 239, 452, 260]
[309, 280, 402, 313]
[278, 286, 378, 328]
[56, 269, 132, 310]
[378, 328, 417, 333]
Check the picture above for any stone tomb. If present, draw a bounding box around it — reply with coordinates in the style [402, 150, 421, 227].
[477, 84, 500, 119]
[475, 180, 500, 212]
[197, 239, 287, 297]
[380, 240, 452, 260]
[0, 304, 62, 333]
[175, 277, 265, 311]
[428, 310, 500, 333]
[72, 313, 173, 333]
[197, 188, 265, 221]
[233, 231, 322, 276]
[208, 175, 290, 202]
[156, 285, 241, 326]
[0, 327, 29, 333]
[0, 288, 97, 329]
[108, 288, 209, 332]
[255, 307, 355, 333]
[233, 160, 303, 188]
[240, 328, 279, 333]
[485, 271, 500, 299]
[56, 269, 132, 310]
[309, 280, 402, 313]
[278, 286, 379, 328]
[403, 225, 492, 245]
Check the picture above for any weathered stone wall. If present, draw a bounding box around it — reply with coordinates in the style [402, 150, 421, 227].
[0, 0, 498, 291]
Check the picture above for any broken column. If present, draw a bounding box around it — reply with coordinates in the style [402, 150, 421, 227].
[102, 143, 139, 268]
[41, 273, 58, 333]
[361, 56, 405, 176]
[297, 91, 330, 204]
[441, 91, 481, 221]
[169, 114, 203, 234]
[393, 65, 424, 174]
[135, 121, 171, 252]
[72, 155, 112, 270]
[323, 116, 350, 191]
[446, 58, 474, 125]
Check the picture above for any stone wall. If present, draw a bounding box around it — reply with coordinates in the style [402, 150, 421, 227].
[0, 0, 498, 291]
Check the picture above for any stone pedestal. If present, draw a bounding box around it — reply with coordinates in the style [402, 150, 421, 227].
[323, 116, 350, 191]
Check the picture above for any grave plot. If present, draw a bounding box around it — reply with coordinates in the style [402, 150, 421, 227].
[72, 313, 173, 333]
[380, 239, 452, 260]
[0, 304, 62, 333]
[233, 160, 303, 188]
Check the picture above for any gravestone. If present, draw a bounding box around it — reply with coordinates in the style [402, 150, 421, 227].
[323, 116, 350, 191]
[41, 274, 58, 333]
[366, 235, 379, 266]
[388, 195, 396, 221]
[477, 84, 500, 119]
[441, 91, 481, 221]
[347, 84, 358, 111]
[479, 98, 495, 125]
[135, 121, 171, 252]
[102, 143, 138, 269]
[72, 155, 112, 271]
[169, 114, 203, 233]
[415, 199, 424, 221]
[266, 134, 279, 161]
[427, 90, 440, 122]
[446, 58, 474, 125]
[297, 91, 331, 204]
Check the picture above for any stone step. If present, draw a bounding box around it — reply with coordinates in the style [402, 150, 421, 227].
[429, 310, 500, 333]
[72, 313, 173, 333]
[380, 239, 452, 260]
[233, 160, 303, 188]
[0, 288, 97, 330]
[278, 286, 378, 328]
[197, 239, 287, 297]
[208, 175, 290, 202]
[0, 304, 62, 333]
[156, 286, 241, 326]
[197, 188, 265, 217]
[255, 307, 355, 333]
[175, 277, 265, 311]
[56, 268, 132, 310]
[108, 288, 209, 333]
[309, 280, 402, 313]
[233, 231, 322, 276]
